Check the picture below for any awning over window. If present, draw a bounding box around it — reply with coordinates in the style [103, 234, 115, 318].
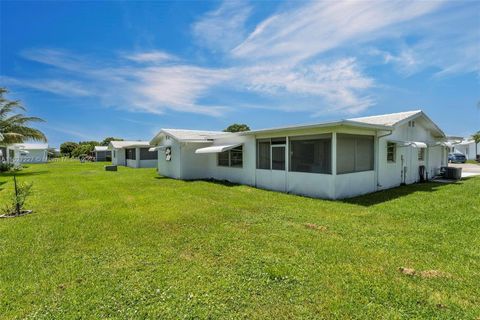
[195, 143, 242, 154]
[390, 140, 427, 148]
[149, 146, 166, 152]
[410, 142, 427, 148]
[432, 141, 452, 148]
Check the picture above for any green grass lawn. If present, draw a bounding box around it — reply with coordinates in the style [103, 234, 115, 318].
[1, 162, 479, 319]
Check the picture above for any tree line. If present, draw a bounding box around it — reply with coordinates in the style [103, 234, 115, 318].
[60, 138, 123, 158]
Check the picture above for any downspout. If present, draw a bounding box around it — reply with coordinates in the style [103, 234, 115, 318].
[376, 129, 393, 190]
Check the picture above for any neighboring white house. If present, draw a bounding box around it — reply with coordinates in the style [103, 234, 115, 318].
[5, 143, 49, 164]
[93, 146, 112, 162]
[108, 141, 157, 168]
[149, 110, 448, 199]
[452, 139, 479, 160]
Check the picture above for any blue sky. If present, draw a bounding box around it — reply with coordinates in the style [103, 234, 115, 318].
[1, 0, 479, 147]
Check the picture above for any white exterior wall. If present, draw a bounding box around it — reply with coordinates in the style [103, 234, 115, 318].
[179, 142, 212, 180]
[378, 119, 445, 189]
[201, 127, 376, 199]
[157, 138, 182, 179]
[6, 147, 48, 164]
[112, 148, 126, 166]
[205, 135, 256, 186]
[124, 148, 157, 168]
[335, 171, 376, 199]
[154, 116, 445, 200]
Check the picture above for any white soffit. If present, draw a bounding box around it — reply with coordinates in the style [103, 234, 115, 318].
[195, 143, 242, 154]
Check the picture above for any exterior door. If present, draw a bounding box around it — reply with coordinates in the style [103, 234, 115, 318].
[270, 145, 286, 192]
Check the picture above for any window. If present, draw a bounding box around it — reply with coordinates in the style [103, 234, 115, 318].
[418, 148, 425, 161]
[113, 150, 116, 158]
[230, 147, 243, 167]
[257, 140, 271, 169]
[290, 134, 332, 174]
[217, 146, 243, 168]
[140, 148, 158, 160]
[387, 142, 396, 162]
[217, 151, 229, 166]
[256, 138, 286, 170]
[125, 148, 136, 160]
[337, 134, 374, 174]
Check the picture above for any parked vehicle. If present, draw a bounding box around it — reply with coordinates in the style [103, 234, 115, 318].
[448, 153, 466, 163]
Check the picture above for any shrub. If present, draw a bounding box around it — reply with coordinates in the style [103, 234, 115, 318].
[2, 176, 33, 216]
[0, 162, 13, 172]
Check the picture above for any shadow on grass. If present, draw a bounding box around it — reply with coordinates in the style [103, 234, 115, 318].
[154, 176, 239, 187]
[343, 181, 451, 207]
[0, 170, 49, 177]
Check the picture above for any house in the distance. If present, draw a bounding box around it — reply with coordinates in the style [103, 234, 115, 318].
[149, 110, 448, 199]
[452, 139, 479, 160]
[108, 141, 157, 168]
[94, 146, 112, 162]
[5, 143, 49, 164]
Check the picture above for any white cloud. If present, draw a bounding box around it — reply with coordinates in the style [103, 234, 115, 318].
[232, 1, 444, 63]
[238, 58, 374, 114]
[125, 51, 177, 63]
[192, 0, 252, 52]
[9, 1, 478, 119]
[1, 76, 90, 97]
[14, 49, 232, 116]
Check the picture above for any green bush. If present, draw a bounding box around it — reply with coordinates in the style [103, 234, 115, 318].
[2, 177, 33, 216]
[0, 162, 13, 172]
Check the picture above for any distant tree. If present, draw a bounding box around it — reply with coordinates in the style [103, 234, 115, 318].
[71, 144, 94, 158]
[472, 131, 480, 159]
[78, 140, 100, 146]
[101, 137, 123, 146]
[60, 142, 79, 157]
[223, 123, 250, 133]
[0, 87, 46, 144]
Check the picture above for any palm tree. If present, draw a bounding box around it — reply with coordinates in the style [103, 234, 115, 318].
[472, 130, 480, 161]
[0, 88, 46, 144]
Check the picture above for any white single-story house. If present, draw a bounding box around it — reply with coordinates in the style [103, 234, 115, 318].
[4, 143, 49, 164]
[452, 139, 479, 160]
[93, 146, 112, 162]
[108, 140, 157, 168]
[149, 110, 449, 199]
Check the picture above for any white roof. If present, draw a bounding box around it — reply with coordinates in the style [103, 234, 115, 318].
[151, 129, 231, 144]
[94, 146, 109, 152]
[348, 110, 422, 126]
[9, 143, 49, 150]
[349, 110, 445, 137]
[458, 140, 475, 146]
[195, 143, 242, 154]
[109, 140, 151, 149]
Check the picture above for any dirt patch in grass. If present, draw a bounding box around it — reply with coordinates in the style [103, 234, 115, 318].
[304, 223, 328, 232]
[399, 267, 451, 278]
